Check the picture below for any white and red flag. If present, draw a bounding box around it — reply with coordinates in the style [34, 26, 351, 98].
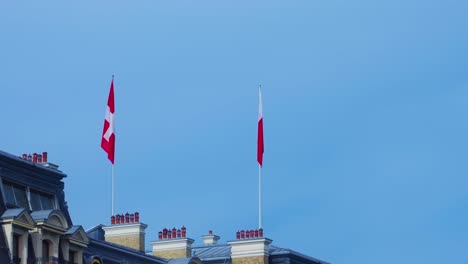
[101, 79, 115, 164]
[257, 87, 264, 167]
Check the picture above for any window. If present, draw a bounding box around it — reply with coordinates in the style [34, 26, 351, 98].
[2, 180, 56, 210]
[3, 182, 28, 209]
[30, 190, 55, 211]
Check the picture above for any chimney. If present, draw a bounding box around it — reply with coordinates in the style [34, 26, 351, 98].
[201, 230, 220, 245]
[228, 229, 272, 264]
[151, 226, 194, 259]
[102, 212, 147, 251]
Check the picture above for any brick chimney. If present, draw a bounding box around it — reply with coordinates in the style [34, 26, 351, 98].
[151, 226, 194, 259]
[228, 229, 272, 264]
[102, 212, 147, 251]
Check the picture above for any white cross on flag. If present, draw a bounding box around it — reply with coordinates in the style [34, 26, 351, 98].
[101, 79, 115, 164]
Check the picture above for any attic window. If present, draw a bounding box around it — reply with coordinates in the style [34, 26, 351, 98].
[30, 190, 55, 211]
[3, 181, 28, 209]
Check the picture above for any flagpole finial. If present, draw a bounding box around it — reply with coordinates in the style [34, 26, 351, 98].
[112, 74, 115, 80]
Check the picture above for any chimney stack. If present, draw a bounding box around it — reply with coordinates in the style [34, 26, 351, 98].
[228, 229, 272, 264]
[102, 211, 147, 251]
[152, 226, 194, 259]
[201, 230, 220, 245]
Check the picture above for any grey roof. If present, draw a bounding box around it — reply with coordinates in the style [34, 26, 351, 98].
[30, 210, 55, 221]
[0, 150, 64, 174]
[1, 208, 26, 219]
[192, 243, 329, 264]
[192, 245, 231, 261]
[270, 245, 330, 264]
[65, 225, 82, 235]
[168, 257, 201, 264]
[87, 238, 167, 264]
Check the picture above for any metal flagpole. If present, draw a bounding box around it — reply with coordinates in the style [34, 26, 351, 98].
[258, 84, 263, 229]
[111, 74, 115, 216]
[112, 164, 115, 216]
[259, 164, 262, 228]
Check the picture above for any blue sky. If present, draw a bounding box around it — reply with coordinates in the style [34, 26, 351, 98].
[1, 1, 468, 263]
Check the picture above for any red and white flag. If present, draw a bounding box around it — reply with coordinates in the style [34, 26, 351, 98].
[101, 79, 115, 164]
[257, 87, 264, 167]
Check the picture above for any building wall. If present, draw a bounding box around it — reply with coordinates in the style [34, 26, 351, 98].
[105, 234, 145, 251]
[232, 256, 268, 264]
[153, 248, 190, 259]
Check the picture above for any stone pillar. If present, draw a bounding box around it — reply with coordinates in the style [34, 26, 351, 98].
[228, 238, 272, 264]
[102, 222, 147, 251]
[151, 238, 194, 259]
[20, 233, 28, 264]
[60, 240, 70, 263]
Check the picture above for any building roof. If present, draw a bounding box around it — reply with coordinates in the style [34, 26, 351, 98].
[191, 243, 329, 264]
[0, 208, 26, 218]
[192, 245, 231, 261]
[30, 209, 55, 221]
[270, 245, 330, 264]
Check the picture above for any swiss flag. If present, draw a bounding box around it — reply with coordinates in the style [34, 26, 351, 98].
[101, 79, 115, 164]
[257, 87, 264, 167]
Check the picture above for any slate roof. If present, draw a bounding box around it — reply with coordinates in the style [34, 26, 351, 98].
[191, 243, 329, 264]
[168, 257, 201, 264]
[65, 225, 82, 235]
[269, 245, 330, 264]
[192, 245, 231, 261]
[30, 209, 55, 221]
[0, 208, 26, 218]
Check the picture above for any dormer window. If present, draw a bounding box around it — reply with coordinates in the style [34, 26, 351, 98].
[3, 181, 28, 209]
[2, 180, 56, 211]
[30, 190, 55, 211]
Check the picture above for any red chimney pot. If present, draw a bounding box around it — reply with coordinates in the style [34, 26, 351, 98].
[240, 230, 245, 239]
[236, 231, 241, 240]
[42, 152, 48, 163]
[111, 215, 116, 225]
[255, 229, 259, 238]
[172, 228, 177, 238]
[135, 212, 140, 222]
[158, 231, 163, 240]
[259, 228, 263, 237]
[22, 154, 27, 160]
[38, 154, 42, 163]
[125, 212, 130, 223]
[33, 153, 38, 163]
[181, 226, 186, 238]
[177, 229, 181, 238]
[130, 213, 135, 223]
[163, 228, 168, 239]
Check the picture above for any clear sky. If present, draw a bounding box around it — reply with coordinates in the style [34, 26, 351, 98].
[1, 1, 468, 263]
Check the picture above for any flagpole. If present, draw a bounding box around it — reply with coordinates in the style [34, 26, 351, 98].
[259, 164, 262, 228]
[112, 164, 115, 216]
[258, 84, 263, 229]
[111, 74, 115, 216]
